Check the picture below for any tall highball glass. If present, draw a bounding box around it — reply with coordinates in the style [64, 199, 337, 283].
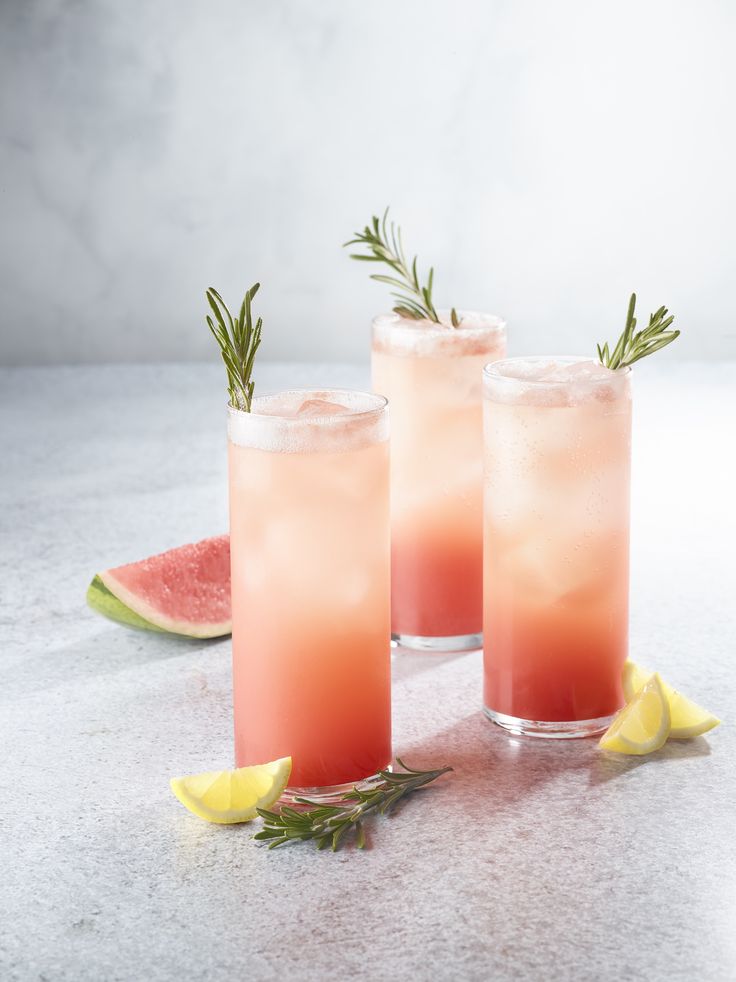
[372, 311, 507, 652]
[228, 389, 391, 796]
[483, 358, 632, 738]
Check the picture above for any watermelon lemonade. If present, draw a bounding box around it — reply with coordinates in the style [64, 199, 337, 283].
[372, 312, 506, 649]
[228, 390, 391, 790]
[483, 358, 632, 737]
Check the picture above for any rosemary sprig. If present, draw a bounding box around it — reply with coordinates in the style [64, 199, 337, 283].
[344, 207, 460, 327]
[597, 293, 680, 370]
[205, 282, 263, 411]
[254, 758, 452, 852]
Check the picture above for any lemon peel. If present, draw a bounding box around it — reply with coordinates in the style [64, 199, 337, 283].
[170, 757, 292, 824]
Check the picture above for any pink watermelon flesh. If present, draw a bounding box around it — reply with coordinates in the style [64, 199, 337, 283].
[99, 535, 231, 638]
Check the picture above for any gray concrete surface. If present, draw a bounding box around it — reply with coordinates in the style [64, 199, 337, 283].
[1, 362, 734, 981]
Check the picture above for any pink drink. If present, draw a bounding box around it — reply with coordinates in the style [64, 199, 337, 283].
[372, 311, 507, 649]
[228, 390, 391, 789]
[483, 358, 632, 737]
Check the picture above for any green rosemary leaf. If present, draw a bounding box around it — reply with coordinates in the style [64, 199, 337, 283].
[254, 759, 452, 853]
[206, 291, 229, 336]
[393, 304, 426, 321]
[205, 281, 263, 412]
[253, 828, 286, 841]
[344, 207, 460, 326]
[208, 288, 235, 337]
[597, 293, 680, 370]
[280, 806, 307, 821]
[625, 331, 680, 364]
[370, 274, 415, 290]
[256, 808, 281, 821]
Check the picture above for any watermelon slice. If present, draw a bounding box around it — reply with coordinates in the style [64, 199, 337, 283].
[86, 535, 231, 638]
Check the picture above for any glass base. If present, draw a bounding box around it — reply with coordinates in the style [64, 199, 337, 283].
[484, 706, 613, 739]
[392, 631, 482, 653]
[278, 770, 387, 806]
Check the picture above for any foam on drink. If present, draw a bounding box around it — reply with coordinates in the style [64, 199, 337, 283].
[228, 389, 389, 454]
[483, 357, 629, 408]
[373, 309, 506, 359]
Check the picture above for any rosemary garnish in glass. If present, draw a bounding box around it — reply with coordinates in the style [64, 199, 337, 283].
[205, 281, 263, 411]
[254, 759, 452, 851]
[345, 207, 460, 327]
[597, 293, 680, 369]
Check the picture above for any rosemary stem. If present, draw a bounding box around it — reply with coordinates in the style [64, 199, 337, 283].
[255, 760, 453, 852]
[597, 293, 680, 370]
[344, 208, 459, 327]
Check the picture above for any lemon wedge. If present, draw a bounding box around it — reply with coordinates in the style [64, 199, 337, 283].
[622, 660, 652, 702]
[170, 757, 292, 824]
[599, 673, 670, 754]
[622, 661, 721, 739]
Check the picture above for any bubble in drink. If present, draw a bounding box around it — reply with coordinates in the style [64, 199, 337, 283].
[296, 399, 352, 417]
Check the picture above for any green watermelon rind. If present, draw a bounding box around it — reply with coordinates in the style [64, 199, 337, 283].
[86, 575, 170, 635]
[86, 535, 232, 639]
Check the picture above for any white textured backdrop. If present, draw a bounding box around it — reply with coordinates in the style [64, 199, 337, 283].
[1, 0, 735, 365]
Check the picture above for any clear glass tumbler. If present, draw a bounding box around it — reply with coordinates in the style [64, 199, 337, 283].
[482, 357, 632, 738]
[372, 310, 507, 652]
[228, 389, 391, 796]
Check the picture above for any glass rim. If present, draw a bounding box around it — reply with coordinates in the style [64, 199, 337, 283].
[373, 309, 506, 334]
[482, 355, 632, 387]
[227, 387, 388, 422]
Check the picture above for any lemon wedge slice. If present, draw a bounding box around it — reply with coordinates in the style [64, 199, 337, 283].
[599, 673, 670, 754]
[170, 757, 292, 824]
[622, 660, 652, 702]
[622, 661, 721, 739]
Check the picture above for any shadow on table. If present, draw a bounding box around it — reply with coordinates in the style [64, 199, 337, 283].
[397, 710, 714, 815]
[0, 625, 228, 702]
[390, 644, 478, 684]
[589, 735, 712, 785]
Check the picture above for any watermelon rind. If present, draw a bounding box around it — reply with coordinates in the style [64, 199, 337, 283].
[98, 569, 231, 639]
[86, 575, 168, 634]
[87, 535, 232, 639]
[87, 573, 232, 639]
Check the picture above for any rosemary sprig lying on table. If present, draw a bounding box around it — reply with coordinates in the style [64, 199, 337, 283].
[205, 281, 263, 411]
[254, 758, 453, 852]
[597, 293, 680, 369]
[345, 207, 460, 326]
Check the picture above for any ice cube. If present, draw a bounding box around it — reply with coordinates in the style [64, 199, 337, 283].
[530, 361, 572, 381]
[500, 359, 614, 384]
[498, 359, 547, 380]
[556, 360, 615, 382]
[295, 398, 352, 417]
